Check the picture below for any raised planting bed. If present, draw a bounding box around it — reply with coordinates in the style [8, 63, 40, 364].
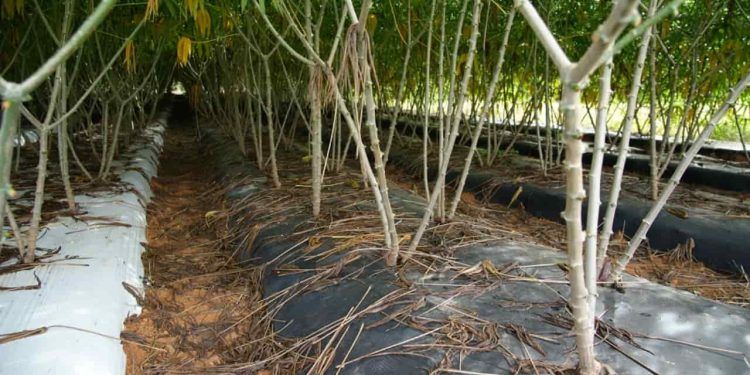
[382, 112, 750, 166]
[202, 128, 750, 374]
[387, 144, 750, 276]
[0, 111, 167, 375]
[514, 139, 750, 194]
[382, 116, 750, 193]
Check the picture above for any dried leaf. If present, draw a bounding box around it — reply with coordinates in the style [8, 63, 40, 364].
[124, 40, 136, 73]
[508, 186, 523, 208]
[666, 207, 688, 219]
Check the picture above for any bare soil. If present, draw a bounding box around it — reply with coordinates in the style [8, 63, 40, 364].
[122, 128, 267, 374]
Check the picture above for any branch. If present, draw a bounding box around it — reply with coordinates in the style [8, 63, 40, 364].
[254, 0, 316, 66]
[569, 0, 639, 84]
[10, 0, 118, 99]
[45, 17, 147, 129]
[345, 0, 359, 24]
[611, 69, 750, 280]
[123, 44, 163, 104]
[514, 0, 571, 71]
[32, 0, 61, 46]
[606, 0, 685, 62]
[0, 16, 36, 76]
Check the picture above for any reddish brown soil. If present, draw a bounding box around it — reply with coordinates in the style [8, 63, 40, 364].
[122, 128, 266, 374]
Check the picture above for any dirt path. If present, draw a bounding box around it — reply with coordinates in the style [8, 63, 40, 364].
[123, 126, 265, 374]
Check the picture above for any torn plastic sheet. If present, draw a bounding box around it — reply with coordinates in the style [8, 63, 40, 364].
[0, 115, 166, 375]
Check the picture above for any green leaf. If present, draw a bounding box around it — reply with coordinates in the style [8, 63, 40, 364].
[164, 0, 178, 18]
[241, 0, 248, 11]
[259, 0, 265, 14]
[271, 0, 282, 12]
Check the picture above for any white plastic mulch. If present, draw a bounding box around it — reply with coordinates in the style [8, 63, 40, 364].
[0, 114, 166, 375]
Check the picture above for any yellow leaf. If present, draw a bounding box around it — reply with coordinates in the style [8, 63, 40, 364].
[204, 210, 221, 219]
[481, 260, 501, 277]
[177, 36, 192, 66]
[308, 236, 322, 250]
[398, 233, 412, 246]
[184, 0, 199, 17]
[1, 0, 22, 19]
[195, 8, 211, 37]
[223, 15, 234, 31]
[366, 14, 377, 34]
[145, 0, 159, 20]
[124, 40, 136, 74]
